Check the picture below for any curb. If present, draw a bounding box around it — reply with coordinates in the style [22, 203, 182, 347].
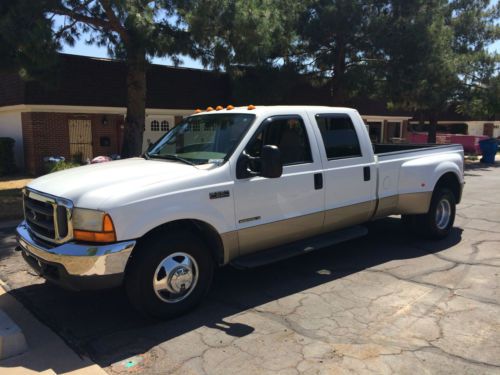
[0, 309, 28, 360]
[0, 284, 107, 374]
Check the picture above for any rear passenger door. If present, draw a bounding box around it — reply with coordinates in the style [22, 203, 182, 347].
[311, 113, 377, 232]
[232, 115, 325, 256]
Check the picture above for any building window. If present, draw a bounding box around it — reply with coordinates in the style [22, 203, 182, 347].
[160, 120, 170, 132]
[151, 120, 160, 131]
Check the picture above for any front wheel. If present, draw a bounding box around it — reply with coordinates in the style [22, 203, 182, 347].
[402, 188, 456, 240]
[125, 231, 214, 319]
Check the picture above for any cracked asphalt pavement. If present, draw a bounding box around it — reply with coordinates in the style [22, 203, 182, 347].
[0, 163, 499, 374]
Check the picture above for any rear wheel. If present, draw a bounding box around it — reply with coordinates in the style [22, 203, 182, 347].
[402, 188, 456, 239]
[125, 231, 214, 319]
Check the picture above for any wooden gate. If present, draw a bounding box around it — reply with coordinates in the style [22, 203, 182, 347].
[68, 119, 93, 162]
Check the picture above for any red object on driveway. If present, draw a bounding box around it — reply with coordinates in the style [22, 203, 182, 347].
[91, 156, 112, 164]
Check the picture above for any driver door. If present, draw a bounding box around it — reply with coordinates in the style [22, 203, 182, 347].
[232, 115, 325, 256]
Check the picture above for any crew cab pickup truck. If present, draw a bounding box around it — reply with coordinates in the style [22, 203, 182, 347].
[16, 106, 464, 318]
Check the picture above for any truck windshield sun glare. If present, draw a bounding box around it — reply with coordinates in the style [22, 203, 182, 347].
[147, 113, 255, 166]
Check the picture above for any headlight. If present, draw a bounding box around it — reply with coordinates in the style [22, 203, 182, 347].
[72, 208, 116, 243]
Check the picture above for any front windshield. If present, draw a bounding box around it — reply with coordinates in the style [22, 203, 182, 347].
[147, 113, 255, 165]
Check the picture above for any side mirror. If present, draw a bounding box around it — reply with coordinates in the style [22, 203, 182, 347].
[236, 145, 283, 179]
[260, 145, 282, 178]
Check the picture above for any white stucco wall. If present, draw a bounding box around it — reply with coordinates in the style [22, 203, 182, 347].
[464, 121, 500, 137]
[0, 110, 24, 170]
[143, 115, 176, 152]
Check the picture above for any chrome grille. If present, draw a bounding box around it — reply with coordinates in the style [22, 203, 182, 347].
[23, 189, 73, 244]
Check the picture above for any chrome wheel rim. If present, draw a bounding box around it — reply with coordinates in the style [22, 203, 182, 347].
[153, 252, 199, 303]
[435, 198, 451, 230]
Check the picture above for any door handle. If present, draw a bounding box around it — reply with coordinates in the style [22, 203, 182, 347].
[314, 173, 323, 190]
[363, 166, 371, 181]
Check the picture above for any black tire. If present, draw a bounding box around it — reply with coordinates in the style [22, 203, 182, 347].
[125, 230, 214, 319]
[404, 188, 456, 240]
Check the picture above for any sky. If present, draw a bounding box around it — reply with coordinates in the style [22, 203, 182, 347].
[54, 10, 500, 71]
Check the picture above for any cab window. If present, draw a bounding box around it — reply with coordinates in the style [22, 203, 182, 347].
[246, 116, 312, 166]
[315, 114, 362, 159]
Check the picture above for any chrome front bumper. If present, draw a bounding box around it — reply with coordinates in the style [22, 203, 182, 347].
[16, 221, 136, 290]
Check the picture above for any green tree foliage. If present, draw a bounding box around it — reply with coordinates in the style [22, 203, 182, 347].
[0, 0, 58, 79]
[380, 0, 499, 142]
[378, 0, 460, 142]
[177, 0, 306, 69]
[49, 0, 195, 157]
[452, 0, 500, 120]
[292, 0, 385, 105]
[1, 1, 194, 157]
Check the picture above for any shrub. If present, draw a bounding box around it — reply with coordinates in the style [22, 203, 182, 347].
[0, 138, 16, 176]
[48, 160, 81, 173]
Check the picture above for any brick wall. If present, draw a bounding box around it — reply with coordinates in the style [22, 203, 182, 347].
[22, 112, 123, 175]
[89, 114, 123, 157]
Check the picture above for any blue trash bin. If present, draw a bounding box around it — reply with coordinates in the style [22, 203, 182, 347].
[479, 138, 497, 164]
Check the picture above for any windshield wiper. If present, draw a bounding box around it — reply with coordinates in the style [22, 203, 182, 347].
[148, 154, 196, 166]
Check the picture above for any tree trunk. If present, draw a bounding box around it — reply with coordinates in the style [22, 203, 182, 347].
[331, 36, 347, 106]
[428, 112, 438, 143]
[121, 50, 147, 158]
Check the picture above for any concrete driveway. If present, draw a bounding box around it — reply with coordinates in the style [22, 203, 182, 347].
[0, 163, 499, 374]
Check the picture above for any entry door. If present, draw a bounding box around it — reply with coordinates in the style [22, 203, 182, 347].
[233, 115, 325, 256]
[68, 119, 93, 162]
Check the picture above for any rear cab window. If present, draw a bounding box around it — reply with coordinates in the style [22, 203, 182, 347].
[315, 114, 362, 159]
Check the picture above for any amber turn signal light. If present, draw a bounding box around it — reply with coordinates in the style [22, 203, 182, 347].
[74, 214, 117, 243]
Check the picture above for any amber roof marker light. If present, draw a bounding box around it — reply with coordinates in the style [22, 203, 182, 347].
[206, 106, 214, 112]
[226, 105, 234, 110]
[247, 104, 256, 110]
[215, 105, 223, 111]
[194, 109, 202, 113]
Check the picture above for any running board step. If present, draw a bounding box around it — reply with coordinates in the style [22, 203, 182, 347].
[231, 225, 368, 269]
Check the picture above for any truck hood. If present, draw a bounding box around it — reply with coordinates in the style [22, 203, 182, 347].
[27, 158, 207, 209]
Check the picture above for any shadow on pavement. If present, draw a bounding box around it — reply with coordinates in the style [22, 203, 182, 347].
[0, 217, 463, 371]
[464, 161, 499, 176]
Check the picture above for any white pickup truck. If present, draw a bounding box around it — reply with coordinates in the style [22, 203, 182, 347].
[16, 106, 464, 318]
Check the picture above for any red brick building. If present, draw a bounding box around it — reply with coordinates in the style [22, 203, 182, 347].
[0, 54, 231, 174]
[0, 53, 419, 175]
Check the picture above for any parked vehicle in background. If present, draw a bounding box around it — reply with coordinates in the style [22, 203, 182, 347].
[16, 106, 464, 318]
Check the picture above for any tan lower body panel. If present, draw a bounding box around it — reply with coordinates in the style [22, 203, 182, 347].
[222, 192, 433, 263]
[237, 211, 324, 256]
[220, 231, 239, 264]
[374, 191, 433, 218]
[396, 191, 433, 214]
[323, 200, 376, 233]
